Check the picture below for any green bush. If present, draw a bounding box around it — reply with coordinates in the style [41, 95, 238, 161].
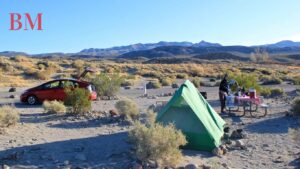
[229, 73, 261, 93]
[128, 122, 187, 167]
[291, 98, 300, 116]
[115, 98, 139, 121]
[191, 77, 201, 88]
[92, 73, 124, 97]
[260, 87, 284, 97]
[43, 100, 67, 114]
[0, 105, 20, 127]
[260, 87, 272, 97]
[65, 88, 91, 114]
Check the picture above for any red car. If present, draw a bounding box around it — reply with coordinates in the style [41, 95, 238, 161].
[20, 68, 97, 105]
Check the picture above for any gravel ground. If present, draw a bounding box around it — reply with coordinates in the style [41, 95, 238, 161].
[0, 82, 299, 169]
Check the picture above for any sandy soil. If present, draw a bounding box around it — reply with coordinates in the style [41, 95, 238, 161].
[0, 82, 299, 169]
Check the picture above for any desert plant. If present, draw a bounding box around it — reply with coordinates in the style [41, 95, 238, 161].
[72, 60, 85, 69]
[260, 87, 272, 97]
[293, 76, 300, 85]
[146, 81, 161, 89]
[160, 77, 174, 86]
[228, 73, 261, 93]
[176, 73, 188, 79]
[65, 88, 91, 114]
[92, 73, 124, 97]
[291, 98, 300, 116]
[128, 122, 187, 167]
[191, 77, 201, 88]
[43, 100, 67, 114]
[115, 98, 139, 121]
[121, 80, 135, 87]
[270, 88, 285, 97]
[261, 76, 282, 85]
[0, 105, 20, 127]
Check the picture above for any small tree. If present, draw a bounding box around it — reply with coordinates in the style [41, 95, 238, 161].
[92, 73, 124, 97]
[65, 88, 91, 114]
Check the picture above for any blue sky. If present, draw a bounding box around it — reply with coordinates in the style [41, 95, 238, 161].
[0, 0, 299, 54]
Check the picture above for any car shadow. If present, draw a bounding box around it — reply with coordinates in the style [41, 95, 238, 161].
[0, 132, 131, 168]
[245, 115, 297, 134]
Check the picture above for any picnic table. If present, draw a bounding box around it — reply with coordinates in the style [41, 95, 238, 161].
[226, 95, 269, 118]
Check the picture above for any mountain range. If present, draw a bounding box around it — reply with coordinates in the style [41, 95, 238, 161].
[1, 40, 300, 63]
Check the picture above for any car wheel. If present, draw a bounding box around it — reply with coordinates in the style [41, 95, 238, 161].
[27, 95, 37, 105]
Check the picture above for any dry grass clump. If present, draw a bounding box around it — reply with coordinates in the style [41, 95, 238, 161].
[291, 98, 300, 116]
[176, 73, 188, 79]
[146, 80, 161, 89]
[115, 98, 139, 121]
[261, 76, 282, 85]
[65, 88, 91, 114]
[191, 77, 201, 88]
[129, 121, 187, 167]
[43, 100, 67, 114]
[293, 76, 300, 85]
[0, 105, 20, 127]
[160, 77, 174, 86]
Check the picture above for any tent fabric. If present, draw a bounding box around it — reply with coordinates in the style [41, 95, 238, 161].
[156, 80, 226, 151]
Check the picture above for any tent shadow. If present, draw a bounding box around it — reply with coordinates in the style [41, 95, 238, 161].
[0, 132, 131, 168]
[245, 115, 296, 134]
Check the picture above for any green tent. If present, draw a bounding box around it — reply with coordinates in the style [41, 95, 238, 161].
[156, 80, 226, 151]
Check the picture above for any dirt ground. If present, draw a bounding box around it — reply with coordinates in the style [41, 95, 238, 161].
[0, 81, 299, 169]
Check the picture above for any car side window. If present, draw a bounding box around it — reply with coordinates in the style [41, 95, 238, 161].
[43, 81, 60, 89]
[61, 80, 74, 88]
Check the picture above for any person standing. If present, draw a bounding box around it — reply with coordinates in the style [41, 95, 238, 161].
[219, 74, 229, 114]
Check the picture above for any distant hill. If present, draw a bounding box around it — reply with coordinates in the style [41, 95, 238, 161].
[79, 41, 220, 57]
[1, 40, 300, 64]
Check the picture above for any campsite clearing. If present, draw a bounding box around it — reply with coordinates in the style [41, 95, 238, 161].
[0, 82, 299, 169]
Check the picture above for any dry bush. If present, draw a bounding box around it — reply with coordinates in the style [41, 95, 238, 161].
[293, 76, 300, 85]
[43, 100, 67, 114]
[0, 105, 20, 127]
[72, 60, 85, 69]
[291, 98, 300, 116]
[121, 80, 135, 87]
[176, 73, 188, 79]
[129, 122, 187, 167]
[261, 76, 282, 85]
[191, 77, 201, 88]
[65, 88, 91, 114]
[146, 81, 161, 89]
[115, 98, 139, 121]
[13, 55, 30, 62]
[160, 77, 174, 86]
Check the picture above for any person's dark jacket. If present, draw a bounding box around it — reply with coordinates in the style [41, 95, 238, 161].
[219, 78, 229, 94]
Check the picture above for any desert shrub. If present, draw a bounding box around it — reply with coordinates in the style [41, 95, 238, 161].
[115, 98, 139, 121]
[260, 87, 272, 97]
[129, 122, 187, 167]
[291, 98, 300, 116]
[229, 73, 261, 93]
[171, 83, 179, 88]
[43, 100, 67, 114]
[65, 88, 91, 114]
[176, 73, 188, 79]
[72, 60, 85, 69]
[146, 81, 161, 89]
[191, 77, 201, 88]
[13, 55, 29, 62]
[160, 78, 174, 86]
[289, 128, 300, 143]
[261, 76, 282, 85]
[270, 88, 285, 97]
[0, 105, 20, 127]
[121, 80, 135, 87]
[92, 73, 124, 97]
[293, 76, 300, 85]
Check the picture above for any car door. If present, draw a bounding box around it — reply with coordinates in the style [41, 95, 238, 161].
[34, 80, 60, 102]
